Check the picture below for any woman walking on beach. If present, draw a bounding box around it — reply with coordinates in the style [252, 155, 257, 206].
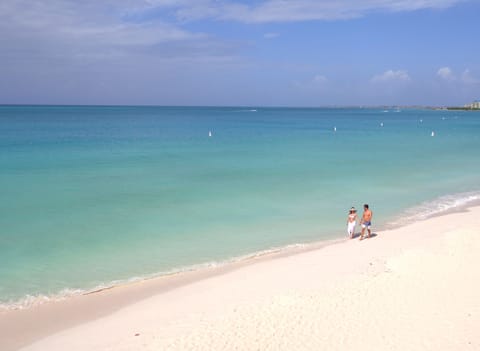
[347, 207, 357, 239]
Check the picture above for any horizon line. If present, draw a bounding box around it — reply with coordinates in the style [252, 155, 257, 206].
[0, 103, 452, 109]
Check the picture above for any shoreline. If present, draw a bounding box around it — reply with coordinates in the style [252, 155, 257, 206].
[0, 236, 344, 350]
[0, 237, 345, 312]
[3, 190, 479, 313]
[1, 204, 480, 350]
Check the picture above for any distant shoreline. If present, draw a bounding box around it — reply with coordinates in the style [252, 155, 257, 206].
[444, 107, 480, 111]
[0, 104, 478, 110]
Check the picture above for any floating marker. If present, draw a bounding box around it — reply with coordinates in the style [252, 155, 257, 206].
[208, 131, 212, 137]
[420, 119, 423, 123]
[334, 126, 337, 132]
[380, 122, 384, 127]
[431, 131, 435, 137]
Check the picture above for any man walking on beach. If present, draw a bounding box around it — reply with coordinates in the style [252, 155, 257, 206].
[360, 204, 373, 240]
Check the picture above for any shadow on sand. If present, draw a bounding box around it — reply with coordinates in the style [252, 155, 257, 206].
[350, 232, 378, 240]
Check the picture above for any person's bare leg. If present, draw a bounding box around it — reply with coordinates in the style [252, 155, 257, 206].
[360, 227, 365, 240]
[367, 228, 371, 238]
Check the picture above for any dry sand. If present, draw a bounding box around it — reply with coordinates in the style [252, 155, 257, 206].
[2, 206, 480, 350]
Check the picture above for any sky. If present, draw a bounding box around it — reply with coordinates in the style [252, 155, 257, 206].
[0, 0, 479, 106]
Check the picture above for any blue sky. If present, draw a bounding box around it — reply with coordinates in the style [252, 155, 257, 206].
[0, 0, 479, 106]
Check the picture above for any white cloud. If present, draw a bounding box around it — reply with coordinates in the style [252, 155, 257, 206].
[168, 0, 465, 23]
[437, 67, 456, 80]
[0, 0, 239, 62]
[0, 0, 465, 48]
[437, 67, 479, 84]
[371, 70, 411, 83]
[461, 69, 479, 84]
[0, 1, 195, 44]
[9, 0, 460, 64]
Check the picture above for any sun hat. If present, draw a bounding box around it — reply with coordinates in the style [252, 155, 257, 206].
[350, 207, 356, 212]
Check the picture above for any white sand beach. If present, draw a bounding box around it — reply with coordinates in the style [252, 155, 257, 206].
[2, 206, 479, 351]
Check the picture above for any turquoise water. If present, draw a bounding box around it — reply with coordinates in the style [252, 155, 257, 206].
[1, 106, 480, 307]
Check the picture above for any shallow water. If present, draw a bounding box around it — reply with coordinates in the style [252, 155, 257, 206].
[1, 106, 479, 307]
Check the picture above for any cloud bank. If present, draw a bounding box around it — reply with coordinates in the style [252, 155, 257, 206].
[0, 0, 467, 63]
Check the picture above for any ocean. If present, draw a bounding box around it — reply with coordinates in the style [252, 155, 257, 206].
[1, 105, 479, 309]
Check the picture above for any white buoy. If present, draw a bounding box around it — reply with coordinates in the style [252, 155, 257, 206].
[334, 126, 337, 132]
[208, 131, 212, 137]
[380, 122, 384, 127]
[431, 131, 435, 137]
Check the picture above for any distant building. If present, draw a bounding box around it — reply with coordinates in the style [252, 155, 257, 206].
[464, 100, 480, 109]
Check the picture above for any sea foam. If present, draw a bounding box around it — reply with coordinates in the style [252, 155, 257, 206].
[385, 191, 480, 228]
